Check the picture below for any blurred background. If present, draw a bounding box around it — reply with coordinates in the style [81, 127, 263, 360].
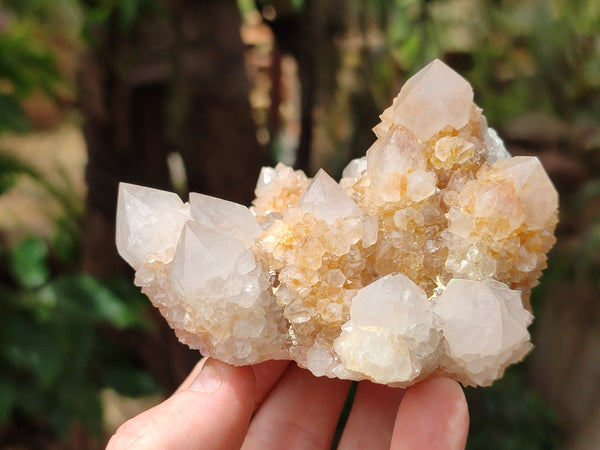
[0, 0, 598, 448]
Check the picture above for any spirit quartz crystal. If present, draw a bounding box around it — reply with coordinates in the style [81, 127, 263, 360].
[116, 59, 558, 387]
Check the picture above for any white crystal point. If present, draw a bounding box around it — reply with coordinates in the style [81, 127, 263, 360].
[385, 59, 474, 141]
[116, 183, 189, 270]
[306, 341, 335, 376]
[484, 127, 511, 163]
[254, 162, 308, 199]
[189, 193, 261, 246]
[341, 156, 367, 179]
[169, 220, 246, 302]
[252, 162, 310, 222]
[468, 180, 526, 240]
[490, 156, 558, 230]
[297, 169, 362, 223]
[366, 126, 425, 177]
[334, 274, 435, 384]
[433, 279, 533, 386]
[255, 163, 284, 197]
[406, 170, 437, 202]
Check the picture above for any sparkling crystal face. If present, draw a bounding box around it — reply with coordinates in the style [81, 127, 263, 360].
[116, 59, 558, 387]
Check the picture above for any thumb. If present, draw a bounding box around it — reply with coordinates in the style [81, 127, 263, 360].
[107, 359, 256, 450]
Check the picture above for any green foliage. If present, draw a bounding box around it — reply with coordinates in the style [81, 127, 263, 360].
[0, 154, 160, 439]
[0, 153, 30, 194]
[465, 365, 562, 449]
[9, 237, 49, 289]
[81, 0, 163, 37]
[0, 94, 29, 133]
[466, 0, 600, 124]
[0, 236, 158, 436]
[360, 0, 600, 126]
[0, 20, 59, 97]
[0, 2, 65, 133]
[0, 1, 171, 440]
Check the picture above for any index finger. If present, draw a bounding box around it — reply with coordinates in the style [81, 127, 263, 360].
[177, 357, 290, 409]
[391, 376, 469, 449]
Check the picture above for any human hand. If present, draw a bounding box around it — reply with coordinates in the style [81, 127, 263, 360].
[107, 358, 469, 449]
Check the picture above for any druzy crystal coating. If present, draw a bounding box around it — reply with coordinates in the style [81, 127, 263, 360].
[116, 59, 558, 387]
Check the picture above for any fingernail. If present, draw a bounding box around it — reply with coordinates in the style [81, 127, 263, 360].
[189, 359, 222, 393]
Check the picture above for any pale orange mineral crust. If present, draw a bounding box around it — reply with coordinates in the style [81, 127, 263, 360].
[116, 59, 558, 387]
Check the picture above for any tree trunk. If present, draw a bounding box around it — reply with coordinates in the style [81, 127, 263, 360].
[260, 0, 346, 174]
[79, 0, 264, 390]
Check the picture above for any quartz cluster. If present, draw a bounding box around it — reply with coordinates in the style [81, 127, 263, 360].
[116, 59, 558, 387]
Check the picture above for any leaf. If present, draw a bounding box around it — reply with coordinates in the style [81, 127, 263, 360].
[16, 376, 51, 417]
[51, 222, 80, 266]
[0, 93, 30, 134]
[117, 0, 140, 31]
[9, 237, 49, 289]
[1, 316, 65, 388]
[401, 34, 421, 68]
[84, 277, 140, 328]
[46, 274, 151, 330]
[52, 376, 104, 436]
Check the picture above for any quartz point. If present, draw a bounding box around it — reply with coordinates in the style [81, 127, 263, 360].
[116, 59, 558, 387]
[297, 169, 363, 224]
